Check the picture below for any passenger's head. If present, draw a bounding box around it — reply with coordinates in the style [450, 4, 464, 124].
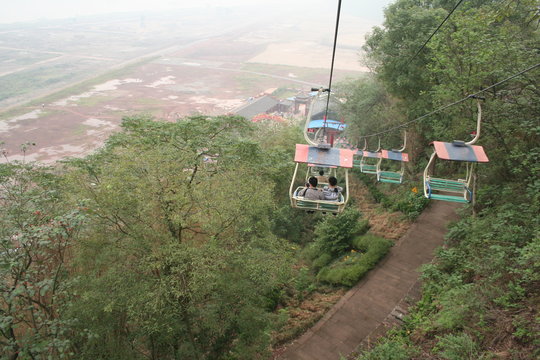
[328, 176, 337, 186]
[308, 176, 318, 187]
[319, 169, 325, 176]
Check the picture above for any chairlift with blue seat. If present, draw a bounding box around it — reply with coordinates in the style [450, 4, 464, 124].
[377, 132, 409, 184]
[423, 98, 489, 203]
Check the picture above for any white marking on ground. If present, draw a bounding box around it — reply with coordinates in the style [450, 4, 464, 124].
[0, 109, 43, 133]
[145, 76, 176, 88]
[93, 78, 142, 91]
[104, 105, 123, 111]
[83, 118, 115, 127]
[52, 78, 143, 106]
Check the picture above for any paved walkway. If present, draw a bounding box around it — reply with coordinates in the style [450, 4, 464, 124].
[277, 201, 460, 360]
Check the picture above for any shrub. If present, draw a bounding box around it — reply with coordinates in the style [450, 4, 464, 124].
[356, 171, 389, 204]
[312, 253, 333, 271]
[356, 171, 428, 219]
[356, 219, 371, 236]
[318, 235, 393, 286]
[392, 191, 429, 220]
[313, 208, 364, 257]
[351, 234, 394, 258]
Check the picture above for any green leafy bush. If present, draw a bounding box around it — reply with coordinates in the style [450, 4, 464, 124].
[356, 171, 389, 204]
[313, 208, 364, 257]
[392, 191, 429, 219]
[356, 219, 371, 236]
[356, 171, 428, 219]
[317, 235, 393, 286]
[312, 253, 333, 271]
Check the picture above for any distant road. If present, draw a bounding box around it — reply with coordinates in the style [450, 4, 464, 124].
[0, 54, 66, 77]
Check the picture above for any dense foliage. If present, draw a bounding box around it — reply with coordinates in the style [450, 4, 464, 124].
[344, 0, 540, 358]
[0, 115, 303, 359]
[0, 163, 85, 359]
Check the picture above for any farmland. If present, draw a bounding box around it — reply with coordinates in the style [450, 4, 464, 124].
[0, 7, 369, 162]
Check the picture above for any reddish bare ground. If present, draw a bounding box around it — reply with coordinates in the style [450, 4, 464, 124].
[1, 34, 363, 163]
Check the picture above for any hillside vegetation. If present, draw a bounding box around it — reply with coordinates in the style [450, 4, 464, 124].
[1, 113, 405, 359]
[338, 0, 539, 358]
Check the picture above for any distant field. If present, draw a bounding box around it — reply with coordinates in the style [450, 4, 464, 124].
[0, 58, 105, 106]
[0, 50, 59, 74]
[0, 10, 368, 163]
[247, 41, 368, 72]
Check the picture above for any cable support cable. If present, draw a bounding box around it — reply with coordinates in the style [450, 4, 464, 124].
[359, 62, 540, 139]
[322, 0, 342, 141]
[407, 0, 465, 66]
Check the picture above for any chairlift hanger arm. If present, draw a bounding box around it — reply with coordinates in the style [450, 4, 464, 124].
[466, 98, 483, 145]
[397, 131, 407, 152]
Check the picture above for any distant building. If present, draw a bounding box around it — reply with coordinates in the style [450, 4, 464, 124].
[293, 94, 311, 116]
[235, 95, 279, 120]
[277, 98, 294, 113]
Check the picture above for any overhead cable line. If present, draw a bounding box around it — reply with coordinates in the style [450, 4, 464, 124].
[322, 0, 342, 140]
[407, 0, 466, 66]
[359, 62, 540, 139]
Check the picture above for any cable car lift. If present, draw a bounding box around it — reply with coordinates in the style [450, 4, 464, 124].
[377, 132, 409, 184]
[356, 137, 381, 175]
[423, 98, 489, 203]
[290, 144, 354, 213]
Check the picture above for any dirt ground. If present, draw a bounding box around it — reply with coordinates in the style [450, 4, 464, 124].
[1, 32, 365, 163]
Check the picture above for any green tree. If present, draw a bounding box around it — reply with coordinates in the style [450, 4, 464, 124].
[0, 162, 84, 359]
[62, 115, 293, 359]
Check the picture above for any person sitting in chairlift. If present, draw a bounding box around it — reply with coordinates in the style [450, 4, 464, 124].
[323, 176, 343, 201]
[301, 176, 325, 201]
[316, 169, 328, 184]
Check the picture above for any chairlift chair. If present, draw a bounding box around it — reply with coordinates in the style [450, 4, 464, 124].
[356, 137, 381, 175]
[377, 132, 409, 184]
[423, 99, 489, 203]
[290, 144, 354, 213]
[304, 88, 345, 148]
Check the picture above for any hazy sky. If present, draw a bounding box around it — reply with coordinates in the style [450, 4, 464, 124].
[1, 0, 394, 24]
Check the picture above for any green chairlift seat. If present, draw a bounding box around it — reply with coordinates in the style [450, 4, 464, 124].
[377, 132, 409, 184]
[423, 99, 489, 203]
[378, 171, 404, 184]
[293, 187, 345, 212]
[355, 138, 381, 175]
